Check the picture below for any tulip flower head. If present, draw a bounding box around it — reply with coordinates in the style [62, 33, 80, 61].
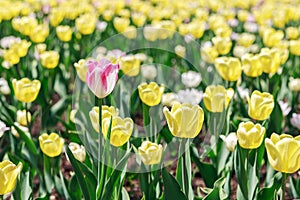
[203, 85, 234, 112]
[214, 57, 242, 81]
[248, 90, 274, 121]
[220, 132, 237, 152]
[237, 121, 266, 149]
[0, 160, 22, 195]
[291, 113, 300, 130]
[12, 78, 41, 103]
[86, 59, 120, 99]
[39, 133, 64, 157]
[138, 141, 163, 165]
[163, 102, 204, 138]
[138, 82, 164, 106]
[68, 142, 86, 162]
[265, 133, 300, 173]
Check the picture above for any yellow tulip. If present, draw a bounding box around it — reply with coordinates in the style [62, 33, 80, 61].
[89, 106, 119, 133]
[262, 29, 284, 48]
[242, 54, 263, 77]
[56, 25, 73, 42]
[10, 40, 31, 57]
[248, 90, 274, 121]
[0, 160, 22, 195]
[212, 36, 232, 55]
[12, 78, 41, 103]
[74, 59, 88, 82]
[265, 133, 300, 173]
[102, 116, 133, 147]
[68, 142, 86, 162]
[138, 82, 164, 106]
[102, 10, 114, 21]
[214, 57, 242, 81]
[12, 16, 38, 36]
[120, 55, 141, 76]
[39, 133, 64, 157]
[132, 12, 147, 27]
[286, 27, 299, 40]
[138, 141, 163, 165]
[203, 85, 234, 112]
[237, 33, 256, 48]
[237, 10, 249, 22]
[29, 24, 49, 43]
[237, 121, 266, 149]
[16, 110, 31, 126]
[3, 49, 20, 65]
[259, 48, 281, 74]
[175, 45, 186, 58]
[122, 26, 137, 39]
[75, 13, 97, 35]
[200, 45, 219, 64]
[113, 17, 130, 33]
[289, 40, 300, 56]
[49, 8, 64, 27]
[40, 51, 60, 69]
[163, 102, 204, 138]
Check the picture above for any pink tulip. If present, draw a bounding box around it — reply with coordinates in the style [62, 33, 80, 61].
[86, 59, 120, 98]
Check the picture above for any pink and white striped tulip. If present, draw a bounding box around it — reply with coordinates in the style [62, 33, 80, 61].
[86, 59, 120, 98]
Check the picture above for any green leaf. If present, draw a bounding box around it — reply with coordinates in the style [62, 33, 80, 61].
[203, 176, 227, 200]
[121, 187, 130, 200]
[162, 167, 188, 200]
[66, 146, 92, 200]
[234, 144, 248, 199]
[43, 155, 54, 194]
[257, 172, 282, 200]
[290, 176, 300, 198]
[101, 148, 131, 200]
[21, 171, 33, 200]
[191, 147, 218, 188]
[268, 101, 283, 136]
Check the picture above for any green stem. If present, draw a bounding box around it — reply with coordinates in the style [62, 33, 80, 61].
[143, 103, 152, 141]
[0, 195, 3, 200]
[25, 103, 31, 134]
[281, 173, 287, 200]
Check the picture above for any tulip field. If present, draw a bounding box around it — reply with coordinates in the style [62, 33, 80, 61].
[1, 0, 300, 199]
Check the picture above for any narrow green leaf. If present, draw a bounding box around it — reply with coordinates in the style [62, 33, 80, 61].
[162, 167, 188, 200]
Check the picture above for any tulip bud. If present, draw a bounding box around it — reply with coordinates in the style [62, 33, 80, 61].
[120, 55, 141, 76]
[289, 40, 300, 56]
[12, 78, 41, 103]
[248, 90, 274, 121]
[75, 13, 97, 35]
[177, 89, 203, 105]
[289, 78, 300, 92]
[102, 116, 134, 147]
[141, 64, 157, 80]
[214, 57, 242, 81]
[265, 133, 300, 173]
[203, 85, 234, 112]
[86, 59, 120, 98]
[56, 25, 73, 42]
[138, 141, 163, 165]
[242, 53, 263, 77]
[175, 45, 186, 58]
[68, 142, 86, 162]
[212, 36, 232, 55]
[138, 82, 164, 106]
[40, 51, 60, 69]
[163, 102, 204, 138]
[181, 71, 202, 88]
[237, 121, 266, 149]
[74, 59, 88, 82]
[0, 160, 22, 195]
[16, 110, 31, 126]
[220, 132, 237, 152]
[259, 48, 281, 74]
[89, 106, 119, 133]
[39, 133, 64, 157]
[200, 45, 219, 64]
[162, 93, 179, 107]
